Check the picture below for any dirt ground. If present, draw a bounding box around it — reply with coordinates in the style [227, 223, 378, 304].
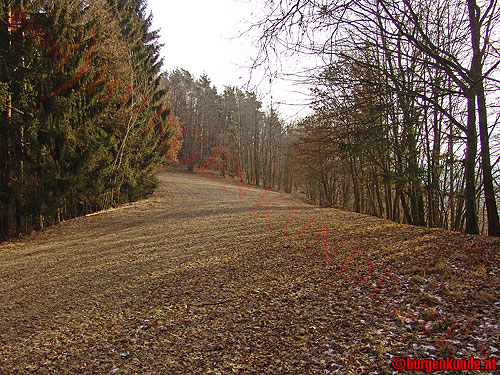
[0, 169, 499, 374]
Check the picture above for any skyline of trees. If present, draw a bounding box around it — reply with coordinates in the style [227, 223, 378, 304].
[251, 0, 500, 236]
[163, 69, 294, 192]
[163, 63, 499, 236]
[1, 0, 499, 241]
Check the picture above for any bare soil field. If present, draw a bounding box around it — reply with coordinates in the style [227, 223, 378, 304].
[0, 169, 499, 374]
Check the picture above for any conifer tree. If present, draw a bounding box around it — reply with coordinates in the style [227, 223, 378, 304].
[0, 0, 178, 240]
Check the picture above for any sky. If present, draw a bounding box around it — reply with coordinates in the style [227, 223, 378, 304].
[146, 0, 313, 120]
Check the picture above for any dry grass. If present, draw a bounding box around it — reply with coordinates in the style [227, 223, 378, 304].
[0, 169, 498, 374]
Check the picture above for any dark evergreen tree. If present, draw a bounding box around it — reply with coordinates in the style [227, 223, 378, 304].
[0, 0, 178, 241]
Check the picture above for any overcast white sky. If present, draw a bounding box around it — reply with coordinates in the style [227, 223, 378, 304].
[146, 0, 313, 120]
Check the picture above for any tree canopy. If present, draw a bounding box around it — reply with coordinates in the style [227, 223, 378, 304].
[0, 0, 180, 240]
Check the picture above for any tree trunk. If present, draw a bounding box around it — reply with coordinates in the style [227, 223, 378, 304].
[465, 93, 479, 234]
[4, 4, 15, 238]
[468, 0, 500, 236]
[467, 0, 500, 236]
[476, 82, 500, 236]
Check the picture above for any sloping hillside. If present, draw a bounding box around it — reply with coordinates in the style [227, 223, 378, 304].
[0, 169, 498, 374]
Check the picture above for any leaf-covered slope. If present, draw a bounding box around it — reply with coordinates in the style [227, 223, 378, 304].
[0, 170, 498, 374]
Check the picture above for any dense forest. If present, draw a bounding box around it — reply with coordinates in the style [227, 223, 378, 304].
[249, 0, 500, 237]
[163, 70, 293, 192]
[163, 59, 500, 237]
[2, 0, 500, 240]
[165, 0, 500, 237]
[0, 0, 180, 240]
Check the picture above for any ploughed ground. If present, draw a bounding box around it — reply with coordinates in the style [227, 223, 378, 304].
[0, 169, 499, 374]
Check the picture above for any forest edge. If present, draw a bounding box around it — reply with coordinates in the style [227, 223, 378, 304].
[9, 9, 175, 159]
